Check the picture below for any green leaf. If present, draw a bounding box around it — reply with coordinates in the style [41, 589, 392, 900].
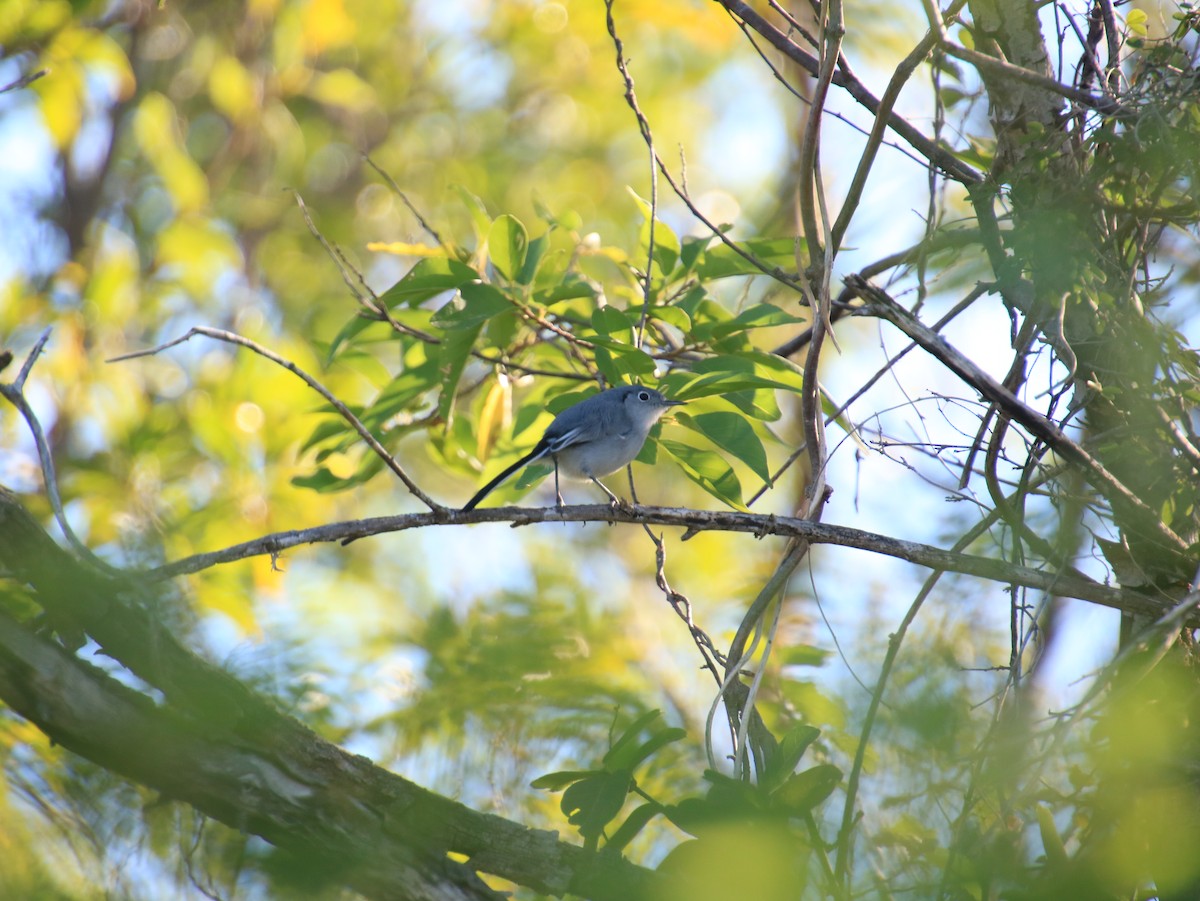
[723, 388, 782, 423]
[711, 302, 806, 339]
[603, 710, 664, 770]
[773, 764, 841, 815]
[431, 282, 513, 330]
[695, 352, 805, 391]
[360, 358, 441, 434]
[291, 466, 344, 492]
[538, 277, 597, 306]
[659, 439, 746, 510]
[678, 235, 712, 275]
[291, 453, 384, 493]
[604, 802, 663, 853]
[561, 771, 633, 848]
[611, 728, 687, 773]
[512, 461, 552, 492]
[593, 342, 657, 382]
[1037, 804, 1069, 866]
[377, 258, 478, 308]
[664, 371, 798, 405]
[676, 411, 770, 483]
[488, 213, 528, 280]
[628, 302, 691, 333]
[324, 313, 384, 364]
[436, 324, 480, 427]
[531, 769, 599, 791]
[454, 185, 492, 243]
[546, 386, 600, 414]
[517, 231, 549, 285]
[763, 724, 822, 794]
[695, 237, 799, 280]
[591, 306, 636, 340]
[299, 415, 354, 455]
[628, 186, 680, 274]
[779, 644, 831, 667]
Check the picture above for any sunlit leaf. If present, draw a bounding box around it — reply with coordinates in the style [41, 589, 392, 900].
[134, 93, 209, 214]
[367, 242, 449, 257]
[591, 306, 635, 340]
[209, 55, 256, 123]
[676, 411, 770, 482]
[377, 258, 478, 308]
[659, 438, 746, 510]
[695, 237, 799, 280]
[431, 282, 513, 330]
[488, 213, 529, 281]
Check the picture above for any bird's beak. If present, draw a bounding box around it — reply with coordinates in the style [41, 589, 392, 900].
[665, 399, 685, 407]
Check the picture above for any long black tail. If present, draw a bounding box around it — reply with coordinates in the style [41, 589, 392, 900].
[461, 445, 545, 511]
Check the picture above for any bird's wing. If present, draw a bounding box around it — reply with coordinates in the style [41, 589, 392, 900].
[542, 422, 595, 453]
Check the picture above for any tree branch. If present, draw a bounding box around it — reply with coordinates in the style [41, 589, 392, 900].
[137, 502, 1174, 619]
[0, 490, 658, 901]
[715, 0, 984, 185]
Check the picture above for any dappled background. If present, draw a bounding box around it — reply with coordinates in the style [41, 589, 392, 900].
[3, 0, 1200, 898]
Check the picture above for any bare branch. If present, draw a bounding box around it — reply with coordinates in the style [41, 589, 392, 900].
[849, 277, 1191, 558]
[715, 0, 984, 185]
[0, 331, 120, 574]
[139, 503, 1173, 619]
[363, 155, 445, 246]
[0, 67, 47, 95]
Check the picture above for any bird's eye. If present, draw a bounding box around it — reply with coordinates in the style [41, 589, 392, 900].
[638, 390, 651, 402]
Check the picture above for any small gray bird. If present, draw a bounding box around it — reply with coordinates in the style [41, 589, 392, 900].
[462, 385, 683, 511]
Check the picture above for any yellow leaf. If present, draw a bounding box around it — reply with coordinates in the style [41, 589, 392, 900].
[134, 93, 209, 214]
[1126, 8, 1148, 36]
[209, 55, 257, 123]
[156, 218, 242, 297]
[366, 242, 448, 257]
[302, 0, 356, 56]
[33, 65, 83, 149]
[476, 379, 511, 461]
[308, 67, 377, 112]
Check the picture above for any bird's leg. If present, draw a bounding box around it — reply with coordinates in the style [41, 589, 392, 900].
[554, 459, 566, 509]
[590, 476, 628, 511]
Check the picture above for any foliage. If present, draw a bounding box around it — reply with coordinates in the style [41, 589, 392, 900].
[2, 0, 1200, 900]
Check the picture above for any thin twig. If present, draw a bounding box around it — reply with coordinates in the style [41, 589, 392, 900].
[605, 3, 809, 293]
[292, 190, 377, 309]
[0, 68, 47, 94]
[109, 327, 444, 511]
[603, 4, 658, 349]
[0, 330, 121, 574]
[716, 0, 984, 185]
[362, 154, 445, 246]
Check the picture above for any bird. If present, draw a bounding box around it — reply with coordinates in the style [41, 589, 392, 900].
[461, 384, 683, 511]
